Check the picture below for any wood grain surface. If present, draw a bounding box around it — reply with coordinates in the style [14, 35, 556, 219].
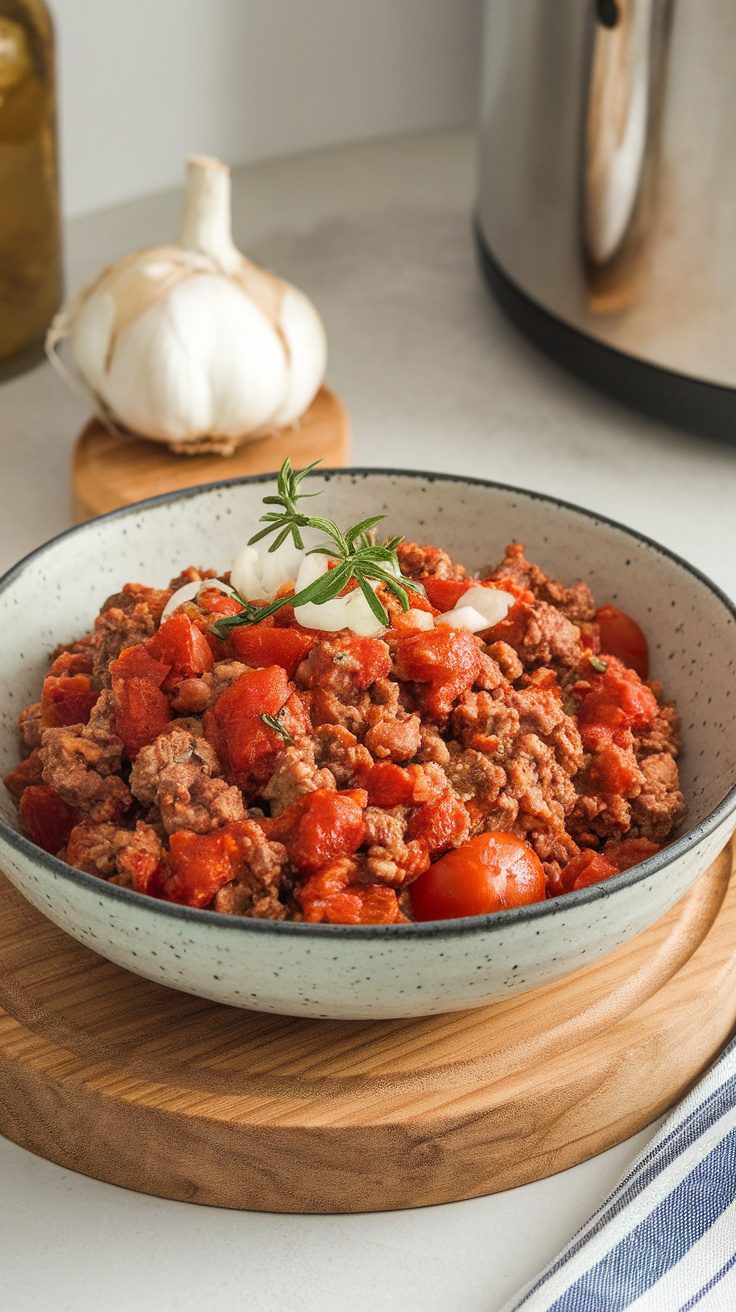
[71, 385, 350, 522]
[0, 841, 734, 1213]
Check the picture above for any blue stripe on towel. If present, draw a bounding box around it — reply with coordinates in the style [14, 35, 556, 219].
[676, 1252, 736, 1312]
[547, 1127, 736, 1312]
[512, 1045, 736, 1310]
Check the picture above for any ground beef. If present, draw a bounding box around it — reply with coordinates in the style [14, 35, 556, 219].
[487, 543, 595, 622]
[397, 541, 468, 581]
[8, 540, 684, 923]
[211, 827, 289, 919]
[18, 701, 42, 749]
[92, 582, 172, 687]
[39, 691, 131, 821]
[262, 741, 335, 816]
[130, 722, 245, 834]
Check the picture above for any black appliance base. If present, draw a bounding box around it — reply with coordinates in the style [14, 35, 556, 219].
[475, 223, 736, 444]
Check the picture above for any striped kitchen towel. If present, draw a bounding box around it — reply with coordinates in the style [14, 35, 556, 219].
[504, 1034, 736, 1312]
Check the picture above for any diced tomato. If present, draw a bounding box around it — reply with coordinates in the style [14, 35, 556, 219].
[164, 828, 241, 907]
[410, 831, 546, 920]
[364, 762, 416, 807]
[587, 744, 642, 796]
[296, 860, 405, 924]
[560, 849, 618, 893]
[395, 628, 481, 718]
[407, 790, 470, 855]
[3, 748, 43, 798]
[228, 623, 314, 678]
[20, 784, 79, 855]
[146, 614, 214, 687]
[336, 632, 392, 689]
[596, 605, 649, 679]
[197, 586, 244, 617]
[420, 577, 470, 612]
[603, 837, 660, 871]
[41, 672, 98, 728]
[575, 657, 658, 750]
[114, 678, 172, 758]
[110, 644, 171, 686]
[203, 665, 291, 790]
[271, 788, 367, 875]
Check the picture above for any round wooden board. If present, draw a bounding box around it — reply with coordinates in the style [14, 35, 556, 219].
[1, 840, 735, 1214]
[71, 385, 351, 522]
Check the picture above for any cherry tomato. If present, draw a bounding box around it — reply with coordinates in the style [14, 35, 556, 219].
[409, 831, 546, 921]
[595, 605, 649, 679]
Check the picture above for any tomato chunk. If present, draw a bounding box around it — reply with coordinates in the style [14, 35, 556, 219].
[420, 577, 469, 612]
[603, 837, 660, 871]
[596, 605, 649, 679]
[575, 657, 658, 750]
[410, 832, 546, 920]
[271, 788, 367, 875]
[407, 790, 470, 855]
[396, 628, 481, 718]
[165, 828, 240, 907]
[20, 784, 79, 855]
[110, 643, 172, 758]
[203, 666, 291, 790]
[4, 748, 43, 799]
[41, 672, 98, 728]
[229, 623, 314, 678]
[146, 614, 214, 686]
[560, 849, 618, 893]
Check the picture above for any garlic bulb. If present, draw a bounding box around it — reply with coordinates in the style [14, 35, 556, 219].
[47, 156, 327, 456]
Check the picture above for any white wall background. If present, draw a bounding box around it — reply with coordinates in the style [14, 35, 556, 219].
[55, 0, 484, 217]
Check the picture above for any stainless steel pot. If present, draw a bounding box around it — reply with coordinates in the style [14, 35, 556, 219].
[476, 0, 736, 436]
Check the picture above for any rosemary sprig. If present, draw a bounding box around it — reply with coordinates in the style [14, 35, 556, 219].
[261, 712, 293, 742]
[212, 459, 420, 636]
[248, 457, 323, 552]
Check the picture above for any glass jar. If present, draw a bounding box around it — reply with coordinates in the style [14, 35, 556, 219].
[0, 0, 61, 379]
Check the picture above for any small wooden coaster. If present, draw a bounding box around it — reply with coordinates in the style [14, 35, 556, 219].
[0, 842, 734, 1214]
[71, 386, 351, 523]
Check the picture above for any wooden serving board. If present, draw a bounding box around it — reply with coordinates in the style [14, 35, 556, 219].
[1, 841, 735, 1214]
[71, 385, 350, 522]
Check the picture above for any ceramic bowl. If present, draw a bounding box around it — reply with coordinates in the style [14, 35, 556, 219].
[0, 470, 735, 1020]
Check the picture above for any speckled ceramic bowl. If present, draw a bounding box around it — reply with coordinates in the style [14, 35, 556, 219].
[1, 470, 735, 1020]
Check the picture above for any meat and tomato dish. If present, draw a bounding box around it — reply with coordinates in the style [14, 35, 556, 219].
[4, 462, 684, 925]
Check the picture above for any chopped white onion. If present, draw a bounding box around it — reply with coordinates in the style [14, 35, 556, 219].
[435, 585, 515, 634]
[293, 554, 386, 636]
[160, 576, 240, 622]
[405, 608, 434, 631]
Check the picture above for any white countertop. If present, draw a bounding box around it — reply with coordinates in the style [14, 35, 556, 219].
[0, 129, 734, 1312]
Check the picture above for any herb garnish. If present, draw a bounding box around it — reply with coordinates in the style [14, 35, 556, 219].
[260, 713, 293, 742]
[213, 458, 420, 636]
[589, 655, 609, 674]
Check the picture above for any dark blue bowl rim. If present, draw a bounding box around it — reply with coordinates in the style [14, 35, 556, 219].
[0, 465, 734, 940]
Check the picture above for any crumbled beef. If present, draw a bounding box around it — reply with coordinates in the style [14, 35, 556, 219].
[212, 826, 289, 919]
[397, 541, 468, 581]
[130, 722, 245, 834]
[92, 583, 171, 687]
[487, 543, 595, 622]
[18, 701, 42, 748]
[262, 741, 335, 816]
[630, 753, 685, 841]
[11, 539, 684, 923]
[313, 724, 373, 786]
[39, 691, 131, 821]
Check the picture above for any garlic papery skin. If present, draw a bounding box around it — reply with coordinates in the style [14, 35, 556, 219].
[160, 577, 241, 622]
[46, 156, 327, 456]
[436, 585, 516, 634]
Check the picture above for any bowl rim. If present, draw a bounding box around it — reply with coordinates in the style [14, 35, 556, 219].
[1, 465, 735, 940]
